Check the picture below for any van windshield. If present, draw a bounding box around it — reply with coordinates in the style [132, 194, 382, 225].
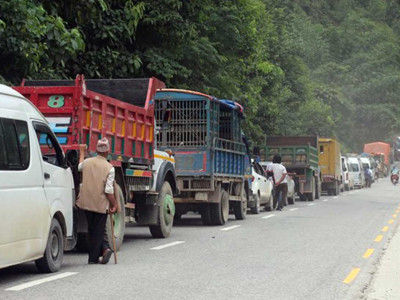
[351, 163, 359, 172]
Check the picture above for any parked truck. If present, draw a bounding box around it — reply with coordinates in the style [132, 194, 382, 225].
[319, 138, 341, 196]
[363, 142, 391, 177]
[257, 136, 320, 201]
[154, 89, 248, 225]
[13, 75, 177, 251]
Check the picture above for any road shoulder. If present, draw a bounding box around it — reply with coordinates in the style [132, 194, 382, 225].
[365, 222, 400, 300]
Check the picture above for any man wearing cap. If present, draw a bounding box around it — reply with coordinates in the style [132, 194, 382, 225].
[77, 138, 118, 264]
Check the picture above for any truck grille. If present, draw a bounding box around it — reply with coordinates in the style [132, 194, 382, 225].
[125, 176, 151, 191]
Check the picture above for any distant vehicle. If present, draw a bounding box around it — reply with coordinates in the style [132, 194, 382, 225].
[0, 84, 74, 272]
[257, 136, 319, 201]
[348, 157, 364, 188]
[249, 160, 273, 213]
[319, 138, 342, 196]
[341, 156, 354, 191]
[363, 142, 391, 176]
[259, 161, 296, 206]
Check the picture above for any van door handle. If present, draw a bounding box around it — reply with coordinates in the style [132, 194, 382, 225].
[44, 173, 50, 179]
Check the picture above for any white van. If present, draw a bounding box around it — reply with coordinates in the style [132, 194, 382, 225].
[348, 157, 363, 188]
[341, 156, 354, 191]
[0, 85, 74, 272]
[359, 156, 374, 182]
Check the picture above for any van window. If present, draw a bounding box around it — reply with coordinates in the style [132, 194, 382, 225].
[33, 122, 64, 167]
[351, 163, 359, 172]
[0, 118, 30, 170]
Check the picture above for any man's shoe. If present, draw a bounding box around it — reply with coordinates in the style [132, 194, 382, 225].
[101, 248, 113, 264]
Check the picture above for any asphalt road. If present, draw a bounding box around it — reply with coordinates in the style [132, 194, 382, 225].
[1, 178, 399, 300]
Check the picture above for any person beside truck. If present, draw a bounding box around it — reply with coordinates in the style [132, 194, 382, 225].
[77, 138, 118, 264]
[268, 155, 288, 211]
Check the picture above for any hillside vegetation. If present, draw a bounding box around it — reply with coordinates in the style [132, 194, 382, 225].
[1, 0, 399, 151]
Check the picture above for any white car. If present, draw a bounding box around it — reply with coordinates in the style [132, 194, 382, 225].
[341, 156, 355, 191]
[0, 85, 74, 272]
[348, 157, 364, 188]
[249, 160, 273, 213]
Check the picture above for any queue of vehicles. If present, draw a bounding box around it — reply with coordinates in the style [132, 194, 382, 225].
[0, 75, 389, 273]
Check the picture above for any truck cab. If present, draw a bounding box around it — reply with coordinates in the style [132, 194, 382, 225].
[0, 85, 74, 272]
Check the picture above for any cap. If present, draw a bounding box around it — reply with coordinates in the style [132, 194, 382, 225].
[96, 137, 110, 153]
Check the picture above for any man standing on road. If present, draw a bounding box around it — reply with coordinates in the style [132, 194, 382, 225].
[77, 138, 117, 264]
[269, 155, 288, 211]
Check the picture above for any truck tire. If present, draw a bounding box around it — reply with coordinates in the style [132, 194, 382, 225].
[107, 184, 126, 249]
[210, 190, 229, 225]
[233, 188, 247, 220]
[315, 177, 321, 199]
[35, 218, 64, 273]
[333, 182, 339, 196]
[307, 178, 315, 201]
[265, 194, 274, 211]
[150, 181, 174, 238]
[251, 194, 260, 214]
[201, 203, 212, 225]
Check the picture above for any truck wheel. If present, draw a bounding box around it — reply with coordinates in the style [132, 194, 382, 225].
[251, 194, 260, 214]
[233, 188, 247, 220]
[35, 218, 64, 273]
[107, 184, 126, 249]
[201, 203, 212, 225]
[333, 182, 339, 196]
[265, 194, 274, 211]
[307, 178, 315, 201]
[210, 190, 229, 225]
[315, 177, 320, 199]
[150, 181, 174, 238]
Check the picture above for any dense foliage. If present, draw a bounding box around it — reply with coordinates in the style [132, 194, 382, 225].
[1, 0, 400, 151]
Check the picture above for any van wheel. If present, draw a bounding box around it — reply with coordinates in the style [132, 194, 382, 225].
[107, 184, 126, 249]
[150, 181, 174, 238]
[251, 194, 260, 214]
[35, 218, 64, 273]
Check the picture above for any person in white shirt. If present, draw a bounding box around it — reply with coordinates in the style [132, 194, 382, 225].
[268, 155, 288, 211]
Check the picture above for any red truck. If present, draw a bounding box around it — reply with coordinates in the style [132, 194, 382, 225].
[13, 75, 177, 250]
[363, 142, 391, 177]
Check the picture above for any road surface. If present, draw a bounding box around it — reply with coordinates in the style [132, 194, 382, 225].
[1, 178, 399, 299]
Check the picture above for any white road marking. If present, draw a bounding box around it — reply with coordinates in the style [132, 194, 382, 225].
[333, 196, 339, 199]
[289, 208, 299, 211]
[6, 272, 78, 291]
[262, 214, 276, 219]
[308, 203, 316, 206]
[323, 199, 328, 202]
[150, 241, 185, 250]
[220, 225, 241, 231]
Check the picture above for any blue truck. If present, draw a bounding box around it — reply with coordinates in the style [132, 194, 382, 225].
[154, 89, 249, 225]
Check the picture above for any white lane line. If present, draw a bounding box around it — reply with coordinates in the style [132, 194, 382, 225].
[220, 225, 241, 231]
[323, 199, 328, 202]
[150, 241, 185, 250]
[333, 196, 339, 199]
[308, 203, 316, 206]
[262, 214, 276, 219]
[6, 272, 78, 291]
[289, 208, 299, 211]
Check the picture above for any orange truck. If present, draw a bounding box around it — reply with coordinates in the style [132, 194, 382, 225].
[363, 142, 391, 176]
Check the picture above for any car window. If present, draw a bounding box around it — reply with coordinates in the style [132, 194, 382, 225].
[0, 118, 30, 170]
[351, 163, 359, 172]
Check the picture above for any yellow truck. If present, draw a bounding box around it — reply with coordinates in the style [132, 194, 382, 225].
[319, 138, 342, 196]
